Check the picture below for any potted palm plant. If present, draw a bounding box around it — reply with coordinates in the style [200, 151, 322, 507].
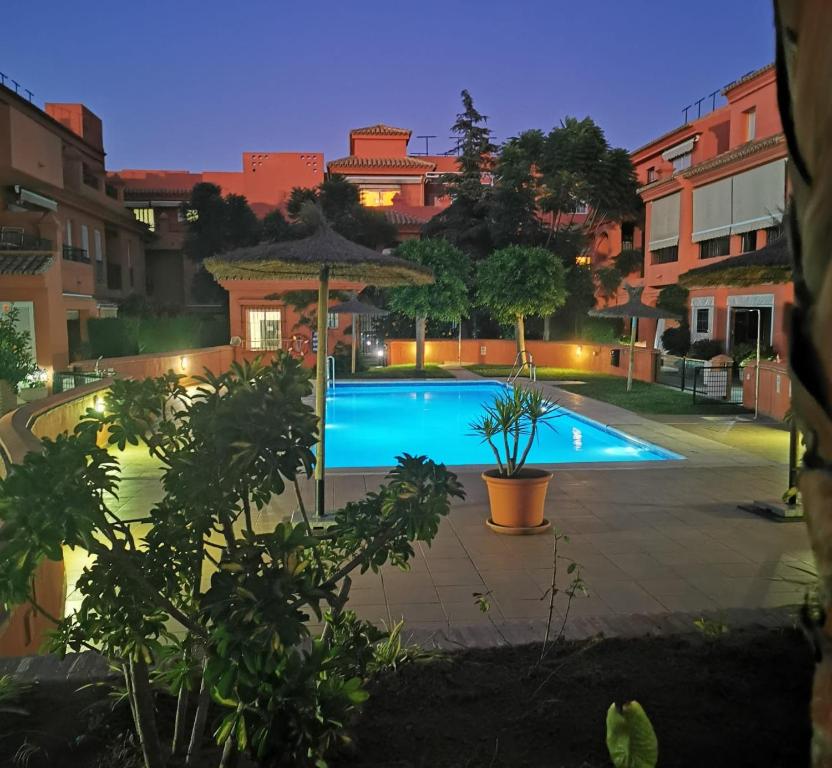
[470, 386, 560, 534]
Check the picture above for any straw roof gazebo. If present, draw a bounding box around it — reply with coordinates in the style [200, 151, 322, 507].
[590, 284, 680, 391]
[328, 296, 389, 374]
[206, 206, 433, 517]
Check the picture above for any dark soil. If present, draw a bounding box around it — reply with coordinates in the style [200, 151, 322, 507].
[339, 627, 813, 768]
[0, 627, 813, 768]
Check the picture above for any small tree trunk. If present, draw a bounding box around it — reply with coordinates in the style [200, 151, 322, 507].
[543, 315, 551, 342]
[351, 313, 359, 375]
[626, 316, 637, 392]
[186, 658, 211, 767]
[129, 657, 165, 768]
[219, 737, 238, 768]
[415, 315, 426, 371]
[516, 315, 526, 358]
[172, 682, 190, 758]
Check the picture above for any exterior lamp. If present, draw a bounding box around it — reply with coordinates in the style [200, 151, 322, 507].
[93, 395, 105, 413]
[376, 348, 384, 358]
[576, 345, 584, 356]
[180, 356, 188, 371]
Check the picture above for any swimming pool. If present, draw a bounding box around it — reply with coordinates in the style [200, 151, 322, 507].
[324, 380, 681, 469]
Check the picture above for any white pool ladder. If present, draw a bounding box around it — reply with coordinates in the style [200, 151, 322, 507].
[326, 355, 336, 389]
[507, 350, 536, 384]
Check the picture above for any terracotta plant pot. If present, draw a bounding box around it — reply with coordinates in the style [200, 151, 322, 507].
[482, 468, 553, 533]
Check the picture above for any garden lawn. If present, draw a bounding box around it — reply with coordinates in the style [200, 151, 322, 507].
[342, 364, 454, 379]
[465, 365, 748, 415]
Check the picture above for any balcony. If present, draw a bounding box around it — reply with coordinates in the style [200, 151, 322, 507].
[0, 229, 52, 252]
[62, 245, 90, 263]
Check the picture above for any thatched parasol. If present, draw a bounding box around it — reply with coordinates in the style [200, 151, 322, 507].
[206, 205, 433, 517]
[328, 296, 389, 374]
[589, 284, 680, 391]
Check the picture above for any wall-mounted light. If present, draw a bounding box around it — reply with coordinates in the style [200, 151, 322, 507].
[180, 356, 188, 371]
[376, 348, 384, 358]
[93, 395, 105, 413]
[576, 345, 584, 356]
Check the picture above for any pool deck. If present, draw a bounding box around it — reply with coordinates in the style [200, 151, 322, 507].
[66, 370, 812, 647]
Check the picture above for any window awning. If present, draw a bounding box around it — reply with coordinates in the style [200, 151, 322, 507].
[692, 177, 732, 242]
[648, 192, 681, 250]
[731, 159, 786, 234]
[14, 185, 58, 212]
[661, 137, 697, 162]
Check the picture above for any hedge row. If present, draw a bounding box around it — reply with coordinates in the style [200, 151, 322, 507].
[87, 315, 228, 358]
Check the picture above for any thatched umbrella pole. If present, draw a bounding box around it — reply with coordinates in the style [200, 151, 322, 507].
[351, 313, 358, 374]
[315, 266, 329, 514]
[328, 297, 389, 378]
[589, 284, 679, 392]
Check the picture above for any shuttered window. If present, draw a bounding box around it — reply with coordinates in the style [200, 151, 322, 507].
[647, 192, 681, 251]
[692, 177, 732, 243]
[731, 159, 786, 235]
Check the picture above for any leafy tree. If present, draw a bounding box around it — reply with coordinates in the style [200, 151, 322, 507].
[387, 239, 471, 370]
[477, 245, 568, 353]
[0, 357, 463, 768]
[286, 176, 397, 250]
[261, 208, 292, 242]
[656, 284, 689, 316]
[489, 137, 545, 248]
[424, 90, 496, 259]
[0, 307, 37, 396]
[595, 266, 623, 303]
[562, 264, 598, 338]
[223, 193, 260, 249]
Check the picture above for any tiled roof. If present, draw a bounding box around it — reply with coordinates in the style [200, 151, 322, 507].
[682, 134, 785, 178]
[722, 63, 775, 95]
[382, 209, 429, 226]
[631, 124, 695, 157]
[0, 253, 53, 275]
[328, 156, 435, 170]
[350, 124, 411, 136]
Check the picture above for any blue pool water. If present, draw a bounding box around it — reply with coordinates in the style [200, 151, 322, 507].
[324, 381, 680, 469]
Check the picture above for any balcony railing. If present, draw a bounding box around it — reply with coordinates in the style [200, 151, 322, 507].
[62, 245, 90, 263]
[0, 232, 52, 251]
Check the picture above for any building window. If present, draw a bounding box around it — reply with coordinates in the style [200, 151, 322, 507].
[572, 201, 589, 215]
[651, 245, 678, 264]
[359, 188, 399, 207]
[327, 312, 339, 329]
[246, 308, 282, 351]
[65, 219, 72, 247]
[699, 236, 730, 260]
[81, 224, 90, 257]
[94, 229, 105, 283]
[132, 208, 156, 232]
[672, 152, 692, 172]
[621, 222, 635, 252]
[745, 108, 756, 142]
[765, 222, 784, 243]
[178, 208, 199, 223]
[739, 230, 758, 253]
[696, 308, 710, 334]
[575, 255, 591, 267]
[646, 167, 657, 183]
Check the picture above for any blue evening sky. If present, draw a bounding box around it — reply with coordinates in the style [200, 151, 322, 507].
[1, 1, 776, 171]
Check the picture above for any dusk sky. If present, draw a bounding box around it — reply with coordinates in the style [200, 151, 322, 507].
[2, 1, 776, 172]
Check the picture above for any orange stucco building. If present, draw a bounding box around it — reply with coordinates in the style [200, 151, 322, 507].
[0, 85, 148, 377]
[590, 64, 790, 356]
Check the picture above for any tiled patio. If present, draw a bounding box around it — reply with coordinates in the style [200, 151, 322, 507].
[64, 378, 812, 645]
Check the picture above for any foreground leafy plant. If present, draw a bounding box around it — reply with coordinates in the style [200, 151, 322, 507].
[0, 355, 464, 768]
[606, 700, 658, 768]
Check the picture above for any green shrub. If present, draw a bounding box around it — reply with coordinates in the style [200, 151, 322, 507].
[688, 339, 724, 360]
[656, 284, 689, 317]
[731, 342, 777, 366]
[87, 317, 139, 358]
[580, 317, 621, 343]
[661, 324, 690, 356]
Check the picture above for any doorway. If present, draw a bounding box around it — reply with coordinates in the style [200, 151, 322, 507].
[66, 309, 82, 362]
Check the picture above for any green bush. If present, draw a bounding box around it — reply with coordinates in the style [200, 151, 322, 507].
[656, 284, 689, 317]
[731, 342, 777, 366]
[661, 324, 691, 356]
[688, 338, 724, 360]
[89, 315, 228, 358]
[579, 317, 621, 343]
[87, 317, 139, 358]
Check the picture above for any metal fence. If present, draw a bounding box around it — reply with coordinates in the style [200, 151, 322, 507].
[53, 370, 109, 394]
[692, 365, 744, 405]
[655, 354, 708, 392]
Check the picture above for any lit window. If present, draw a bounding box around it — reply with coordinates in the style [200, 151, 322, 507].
[133, 208, 156, 232]
[572, 201, 589, 215]
[745, 108, 756, 142]
[328, 313, 339, 329]
[178, 208, 199, 223]
[246, 308, 282, 351]
[672, 152, 692, 172]
[359, 189, 399, 207]
[575, 255, 591, 267]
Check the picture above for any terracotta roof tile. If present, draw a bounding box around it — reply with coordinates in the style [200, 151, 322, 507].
[349, 124, 411, 136]
[722, 63, 775, 95]
[328, 155, 435, 170]
[0, 253, 53, 275]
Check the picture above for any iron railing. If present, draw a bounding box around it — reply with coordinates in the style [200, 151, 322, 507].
[0, 232, 52, 251]
[655, 354, 707, 392]
[62, 245, 90, 263]
[53, 370, 108, 394]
